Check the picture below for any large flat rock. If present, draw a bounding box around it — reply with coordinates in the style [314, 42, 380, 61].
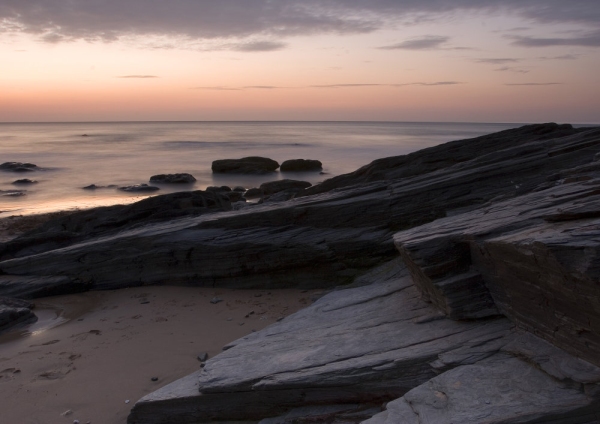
[128, 261, 514, 423]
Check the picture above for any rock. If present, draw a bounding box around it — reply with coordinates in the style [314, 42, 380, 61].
[243, 187, 263, 198]
[0, 275, 88, 299]
[119, 184, 160, 192]
[212, 157, 279, 174]
[149, 173, 196, 184]
[232, 186, 246, 192]
[0, 296, 37, 333]
[0, 190, 26, 197]
[224, 191, 245, 202]
[205, 186, 231, 192]
[280, 159, 322, 172]
[12, 179, 37, 185]
[259, 179, 311, 195]
[209, 297, 223, 304]
[82, 184, 117, 190]
[127, 261, 514, 423]
[0, 190, 232, 262]
[197, 353, 209, 362]
[0, 162, 38, 172]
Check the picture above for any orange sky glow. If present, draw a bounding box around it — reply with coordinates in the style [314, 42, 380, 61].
[1, 1, 599, 123]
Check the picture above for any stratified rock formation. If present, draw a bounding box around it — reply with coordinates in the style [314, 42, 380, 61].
[211, 156, 279, 174]
[1, 123, 600, 422]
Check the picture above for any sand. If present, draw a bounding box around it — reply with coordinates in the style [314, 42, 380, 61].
[0, 213, 321, 423]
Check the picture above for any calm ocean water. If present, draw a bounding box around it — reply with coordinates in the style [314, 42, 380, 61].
[0, 121, 523, 216]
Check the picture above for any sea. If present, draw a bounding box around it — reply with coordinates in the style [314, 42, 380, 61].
[0, 121, 543, 217]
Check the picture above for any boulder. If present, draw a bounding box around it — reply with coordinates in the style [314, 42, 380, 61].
[211, 157, 279, 174]
[280, 159, 322, 172]
[119, 184, 160, 192]
[0, 162, 38, 172]
[259, 179, 311, 195]
[243, 187, 263, 198]
[0, 296, 37, 333]
[12, 179, 37, 185]
[149, 173, 196, 184]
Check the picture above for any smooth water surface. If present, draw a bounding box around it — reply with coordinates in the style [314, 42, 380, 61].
[0, 121, 520, 216]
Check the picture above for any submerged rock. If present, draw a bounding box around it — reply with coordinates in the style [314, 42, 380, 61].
[212, 157, 279, 174]
[119, 184, 160, 192]
[149, 173, 196, 184]
[82, 184, 118, 190]
[280, 159, 322, 172]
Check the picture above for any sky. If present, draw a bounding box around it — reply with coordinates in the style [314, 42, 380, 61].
[1, 1, 599, 123]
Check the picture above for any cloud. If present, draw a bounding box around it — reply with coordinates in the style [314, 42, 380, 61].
[379, 35, 449, 50]
[231, 40, 286, 52]
[118, 75, 159, 79]
[510, 31, 600, 47]
[311, 83, 384, 88]
[2, 1, 598, 49]
[476, 58, 520, 64]
[504, 82, 562, 86]
[312, 81, 463, 88]
[494, 66, 529, 73]
[538, 54, 580, 60]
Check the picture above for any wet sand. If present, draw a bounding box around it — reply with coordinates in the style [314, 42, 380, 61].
[0, 286, 319, 424]
[0, 212, 320, 423]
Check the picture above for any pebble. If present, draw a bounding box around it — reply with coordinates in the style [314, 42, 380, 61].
[210, 297, 223, 304]
[73, 420, 80, 424]
[151, 377, 158, 382]
[197, 352, 209, 362]
[61, 410, 73, 417]
[125, 400, 130, 404]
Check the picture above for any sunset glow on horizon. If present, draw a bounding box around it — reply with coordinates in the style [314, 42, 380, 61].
[1, 1, 599, 123]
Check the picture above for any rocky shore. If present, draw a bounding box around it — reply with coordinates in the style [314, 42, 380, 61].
[1, 123, 600, 423]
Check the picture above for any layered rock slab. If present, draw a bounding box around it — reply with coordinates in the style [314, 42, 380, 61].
[394, 171, 600, 367]
[364, 333, 600, 424]
[128, 261, 513, 423]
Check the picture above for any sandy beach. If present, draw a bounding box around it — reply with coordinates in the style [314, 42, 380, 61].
[0, 213, 321, 424]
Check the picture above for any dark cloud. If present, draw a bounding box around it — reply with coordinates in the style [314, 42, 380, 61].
[504, 82, 562, 86]
[1, 1, 598, 49]
[379, 35, 449, 50]
[476, 58, 520, 64]
[510, 31, 600, 47]
[118, 75, 159, 79]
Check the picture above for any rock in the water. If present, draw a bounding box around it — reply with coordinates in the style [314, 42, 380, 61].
[12, 179, 37, 185]
[82, 184, 117, 190]
[149, 173, 196, 184]
[0, 162, 38, 172]
[212, 157, 279, 174]
[0, 190, 26, 197]
[119, 184, 160, 192]
[232, 186, 246, 192]
[259, 179, 311, 195]
[0, 296, 37, 333]
[280, 159, 322, 172]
